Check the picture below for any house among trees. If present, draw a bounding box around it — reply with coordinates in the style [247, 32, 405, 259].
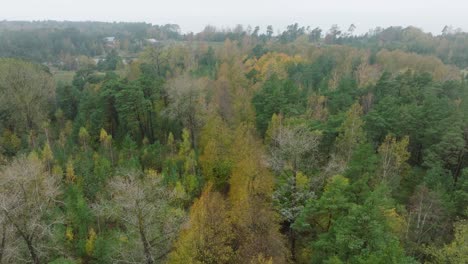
[104, 36, 117, 48]
[146, 38, 160, 45]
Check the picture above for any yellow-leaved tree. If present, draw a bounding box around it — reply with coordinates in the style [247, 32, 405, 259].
[169, 183, 234, 264]
[199, 115, 233, 192]
[228, 124, 289, 263]
[377, 134, 410, 188]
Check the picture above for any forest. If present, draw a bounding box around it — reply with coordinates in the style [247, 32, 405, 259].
[0, 21, 467, 263]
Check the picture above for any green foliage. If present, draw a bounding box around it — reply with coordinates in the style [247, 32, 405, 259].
[425, 220, 468, 263]
[97, 50, 122, 71]
[1, 22, 467, 264]
[335, 103, 366, 164]
[295, 177, 414, 263]
[0, 58, 55, 134]
[253, 75, 306, 135]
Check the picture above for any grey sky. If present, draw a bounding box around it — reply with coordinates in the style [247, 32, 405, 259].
[1, 0, 467, 34]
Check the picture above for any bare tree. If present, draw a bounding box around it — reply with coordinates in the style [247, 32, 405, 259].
[0, 155, 61, 264]
[269, 124, 322, 175]
[94, 170, 185, 264]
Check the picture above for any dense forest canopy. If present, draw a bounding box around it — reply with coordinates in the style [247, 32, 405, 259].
[0, 21, 467, 264]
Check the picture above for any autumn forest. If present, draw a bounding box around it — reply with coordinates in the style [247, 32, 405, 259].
[0, 21, 467, 263]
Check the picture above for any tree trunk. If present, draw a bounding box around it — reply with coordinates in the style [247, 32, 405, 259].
[0, 223, 6, 264]
[25, 238, 40, 264]
[138, 212, 154, 264]
[291, 169, 298, 262]
[290, 227, 296, 262]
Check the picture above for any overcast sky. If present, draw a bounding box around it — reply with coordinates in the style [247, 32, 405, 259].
[1, 0, 467, 35]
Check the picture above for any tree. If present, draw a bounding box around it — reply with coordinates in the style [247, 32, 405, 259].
[273, 170, 314, 262]
[62, 182, 94, 262]
[252, 76, 305, 136]
[424, 116, 466, 184]
[177, 128, 200, 199]
[140, 46, 169, 78]
[42, 142, 54, 175]
[269, 122, 322, 175]
[169, 184, 234, 264]
[317, 186, 413, 263]
[229, 125, 289, 263]
[295, 176, 413, 263]
[377, 135, 410, 188]
[0, 129, 22, 157]
[0, 59, 55, 134]
[267, 120, 322, 259]
[295, 175, 351, 234]
[78, 127, 90, 149]
[99, 128, 114, 164]
[280, 23, 306, 43]
[114, 81, 154, 143]
[325, 25, 342, 44]
[266, 25, 274, 39]
[405, 185, 449, 255]
[0, 155, 61, 264]
[335, 102, 366, 165]
[309, 27, 322, 42]
[199, 115, 233, 192]
[97, 49, 122, 71]
[97, 170, 184, 264]
[425, 220, 468, 263]
[166, 74, 206, 148]
[347, 24, 356, 36]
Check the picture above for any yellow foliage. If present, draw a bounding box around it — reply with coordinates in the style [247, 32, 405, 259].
[78, 127, 89, 148]
[229, 125, 274, 223]
[378, 135, 410, 183]
[296, 172, 310, 190]
[174, 181, 187, 201]
[126, 60, 142, 80]
[384, 208, 405, 235]
[42, 142, 53, 163]
[169, 183, 234, 264]
[119, 235, 129, 243]
[355, 62, 382, 87]
[324, 175, 349, 193]
[248, 52, 302, 81]
[0, 129, 21, 154]
[52, 165, 63, 177]
[167, 132, 175, 155]
[64, 120, 73, 136]
[335, 103, 365, 164]
[376, 49, 460, 81]
[426, 220, 468, 263]
[146, 169, 160, 179]
[65, 159, 76, 183]
[307, 95, 329, 121]
[99, 128, 108, 144]
[28, 151, 40, 163]
[228, 124, 288, 263]
[199, 115, 233, 185]
[65, 226, 74, 241]
[85, 228, 97, 256]
[264, 113, 282, 145]
[250, 254, 273, 264]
